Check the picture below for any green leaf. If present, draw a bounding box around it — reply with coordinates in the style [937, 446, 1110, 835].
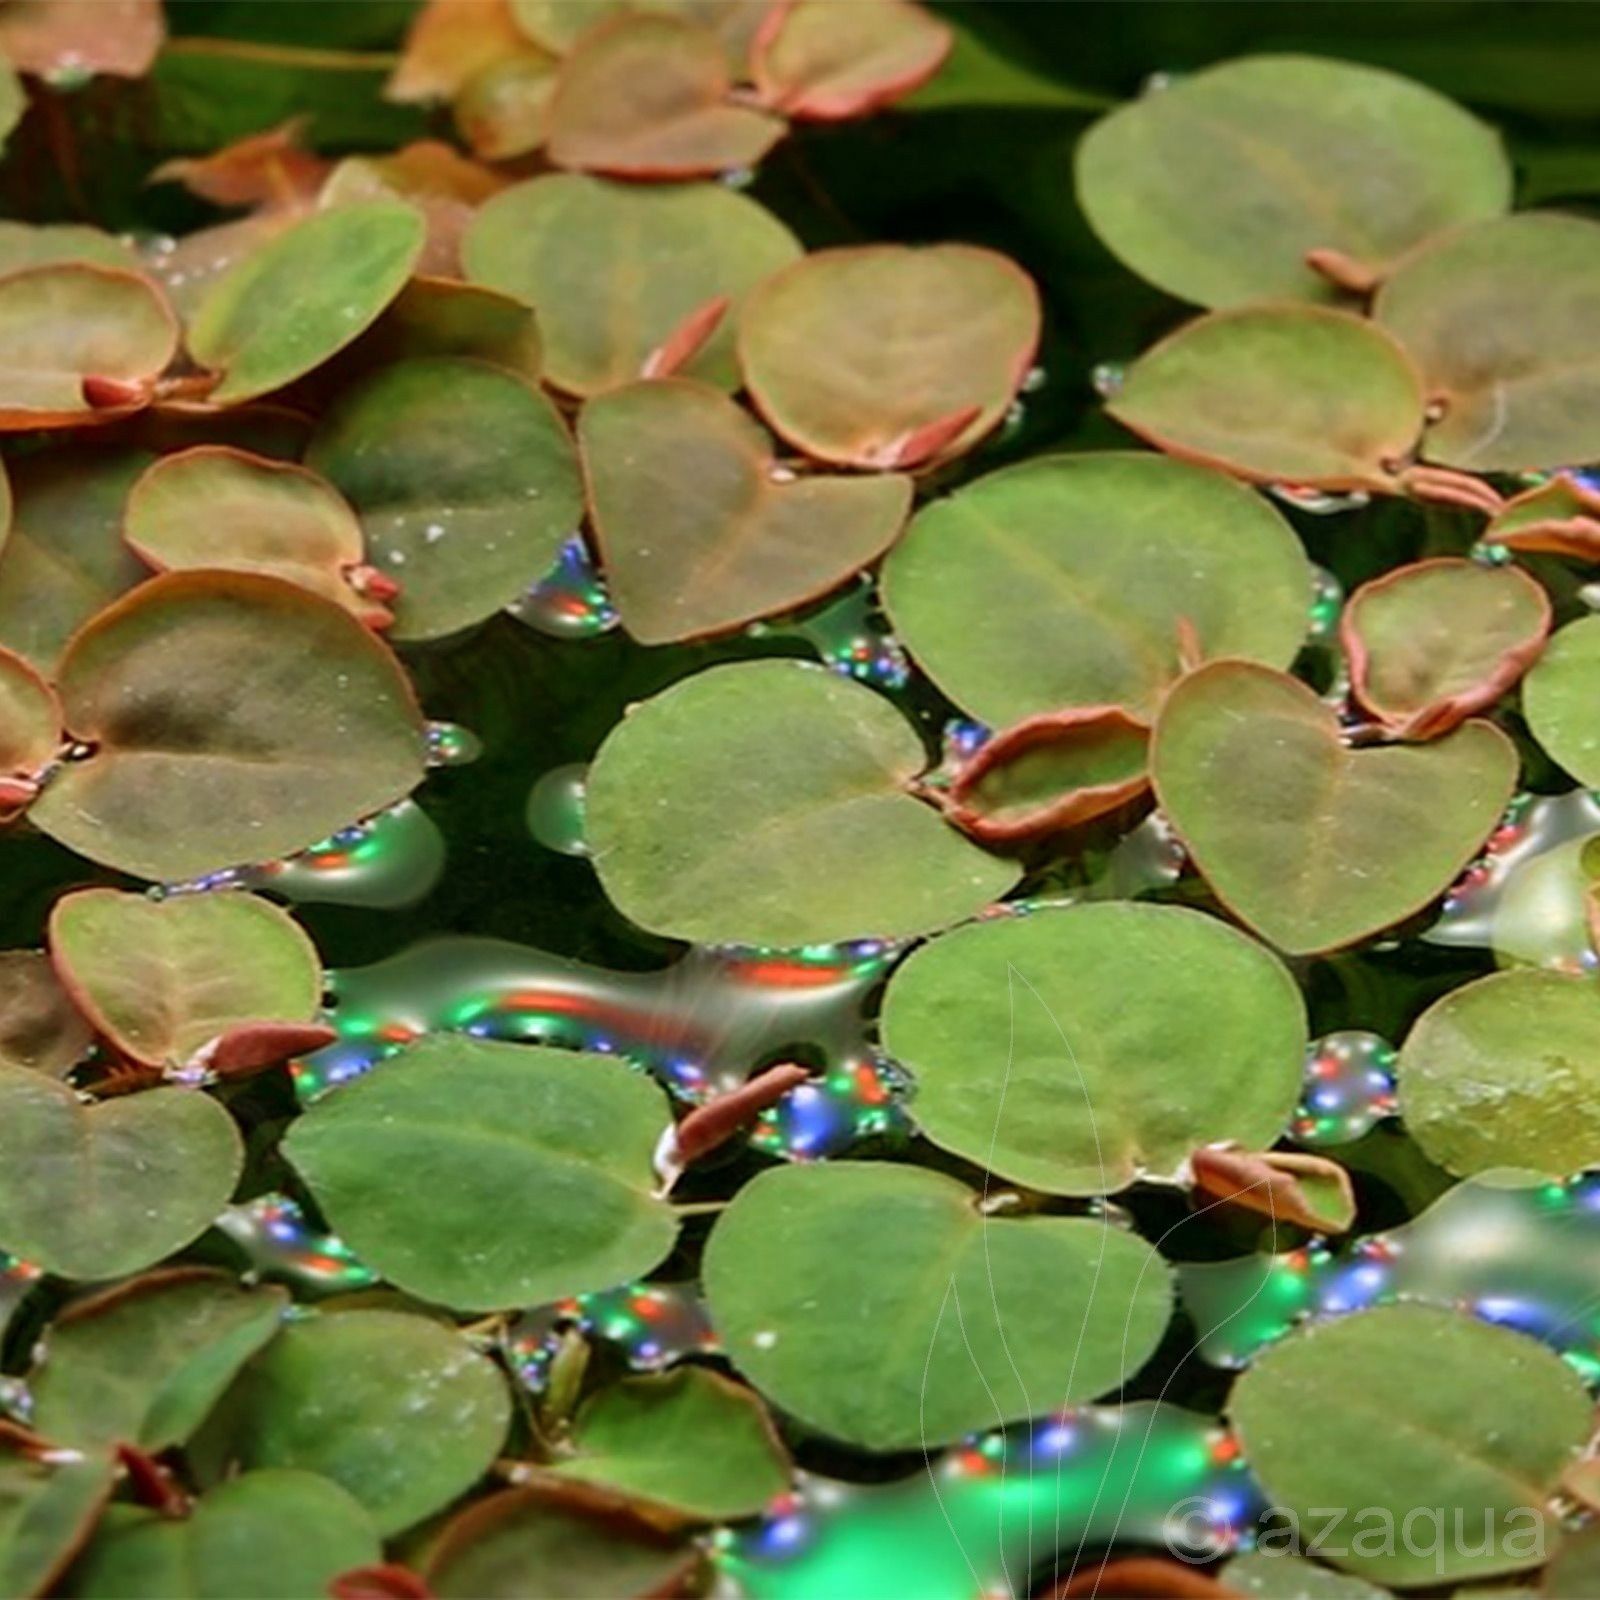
[509, 0, 768, 61]
[453, 48, 561, 161]
[0, 1068, 242, 1279]
[31, 1270, 287, 1451]
[879, 903, 1306, 1193]
[337, 277, 542, 380]
[0, 647, 60, 782]
[703, 1161, 1172, 1449]
[462, 173, 798, 395]
[0, 953, 90, 1078]
[124, 448, 384, 625]
[1397, 968, 1600, 1178]
[187, 201, 425, 405]
[221, 1310, 510, 1536]
[1075, 55, 1510, 308]
[1374, 213, 1600, 472]
[68, 1471, 381, 1599]
[48, 889, 321, 1070]
[1521, 617, 1600, 787]
[899, 19, 1107, 112]
[1229, 1304, 1589, 1587]
[1342, 559, 1551, 739]
[29, 571, 426, 883]
[881, 451, 1310, 725]
[0, 1450, 113, 1599]
[579, 377, 910, 644]
[585, 660, 1019, 946]
[546, 14, 784, 178]
[0, 266, 177, 426]
[0, 448, 152, 673]
[1108, 305, 1424, 490]
[1151, 661, 1518, 955]
[553, 1368, 790, 1521]
[738, 244, 1040, 468]
[306, 356, 584, 641]
[424, 1485, 697, 1600]
[0, 61, 20, 152]
[284, 1038, 678, 1312]
[0, 225, 139, 274]
[1222, 1550, 1410, 1599]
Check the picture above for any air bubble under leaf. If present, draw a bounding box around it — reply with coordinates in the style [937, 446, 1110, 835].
[1075, 54, 1510, 309]
[739, 245, 1039, 468]
[702, 1161, 1172, 1449]
[881, 452, 1310, 726]
[880, 903, 1306, 1193]
[585, 660, 1019, 946]
[463, 174, 799, 395]
[308, 356, 583, 641]
[578, 377, 910, 643]
[28, 571, 426, 883]
[1522, 617, 1600, 788]
[1108, 305, 1425, 490]
[1152, 661, 1518, 954]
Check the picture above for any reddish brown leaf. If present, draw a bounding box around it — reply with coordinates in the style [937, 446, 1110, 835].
[0, 0, 163, 78]
[387, 0, 528, 103]
[194, 1021, 339, 1082]
[1488, 473, 1600, 559]
[1304, 245, 1382, 296]
[860, 403, 981, 471]
[115, 1444, 190, 1518]
[1047, 1557, 1242, 1599]
[150, 120, 328, 211]
[641, 295, 729, 380]
[670, 1063, 811, 1166]
[1394, 462, 1504, 516]
[1190, 1146, 1357, 1234]
[330, 1565, 435, 1600]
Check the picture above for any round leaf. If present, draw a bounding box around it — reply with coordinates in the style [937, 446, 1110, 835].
[1230, 1304, 1590, 1587]
[0, 1068, 242, 1279]
[31, 1270, 287, 1451]
[882, 452, 1311, 725]
[1342, 559, 1550, 739]
[702, 1161, 1172, 1449]
[187, 201, 425, 404]
[554, 1368, 790, 1521]
[739, 244, 1040, 468]
[0, 646, 60, 779]
[880, 903, 1307, 1193]
[0, 952, 90, 1078]
[48, 888, 321, 1069]
[1075, 55, 1510, 308]
[306, 356, 584, 641]
[284, 1038, 679, 1312]
[579, 377, 911, 643]
[462, 173, 799, 395]
[1521, 616, 1600, 787]
[1375, 213, 1600, 471]
[1398, 968, 1600, 1178]
[69, 1471, 380, 1599]
[1108, 305, 1425, 490]
[546, 14, 784, 178]
[585, 660, 1019, 946]
[29, 572, 426, 883]
[1152, 661, 1518, 955]
[223, 1310, 511, 1535]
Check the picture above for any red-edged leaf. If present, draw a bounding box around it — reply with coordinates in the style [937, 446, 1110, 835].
[641, 295, 729, 380]
[1488, 473, 1600, 559]
[0, 0, 163, 78]
[1189, 1147, 1357, 1234]
[150, 120, 328, 210]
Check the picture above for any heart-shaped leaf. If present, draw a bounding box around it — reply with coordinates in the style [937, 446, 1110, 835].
[0, 447, 151, 672]
[69, 1471, 381, 1599]
[578, 377, 910, 643]
[284, 1038, 678, 1312]
[0, 0, 163, 78]
[0, 1068, 242, 1279]
[880, 903, 1306, 1193]
[48, 889, 321, 1071]
[738, 244, 1040, 467]
[1108, 306, 1425, 490]
[752, 0, 952, 119]
[0, 1449, 114, 1599]
[1341, 559, 1551, 739]
[881, 452, 1310, 726]
[1229, 1304, 1590, 1587]
[1374, 213, 1600, 471]
[188, 201, 426, 404]
[306, 356, 584, 641]
[0, 952, 90, 1078]
[1397, 968, 1600, 1178]
[219, 1309, 511, 1535]
[463, 173, 799, 395]
[1151, 661, 1518, 954]
[124, 448, 385, 626]
[30, 1270, 287, 1450]
[0, 265, 176, 428]
[29, 572, 426, 883]
[547, 14, 785, 178]
[552, 1369, 790, 1521]
[1075, 55, 1510, 308]
[702, 1161, 1172, 1449]
[585, 660, 1019, 946]
[0, 647, 59, 794]
[1523, 617, 1600, 787]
